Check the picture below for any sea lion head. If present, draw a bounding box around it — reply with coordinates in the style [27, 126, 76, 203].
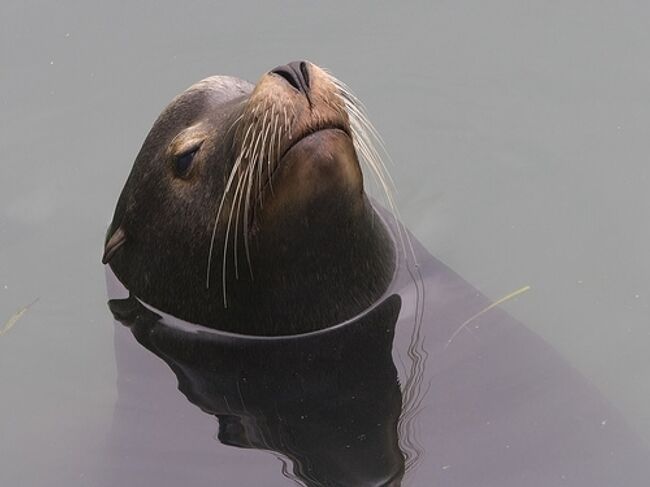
[104, 61, 395, 334]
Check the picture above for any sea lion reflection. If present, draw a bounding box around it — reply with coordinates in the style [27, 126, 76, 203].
[108, 294, 405, 486]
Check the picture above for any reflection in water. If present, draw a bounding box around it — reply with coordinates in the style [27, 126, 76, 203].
[108, 292, 406, 486]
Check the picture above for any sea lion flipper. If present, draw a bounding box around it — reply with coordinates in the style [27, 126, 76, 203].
[102, 226, 127, 264]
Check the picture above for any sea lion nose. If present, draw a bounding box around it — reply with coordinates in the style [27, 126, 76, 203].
[270, 61, 311, 97]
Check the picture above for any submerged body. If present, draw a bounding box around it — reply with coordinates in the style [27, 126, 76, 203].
[104, 220, 650, 486]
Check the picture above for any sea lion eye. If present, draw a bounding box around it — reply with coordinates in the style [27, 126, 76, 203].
[174, 148, 199, 177]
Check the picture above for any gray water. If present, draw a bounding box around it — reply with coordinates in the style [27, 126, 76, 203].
[2, 1, 649, 485]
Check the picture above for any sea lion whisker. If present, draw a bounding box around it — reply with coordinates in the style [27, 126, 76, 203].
[266, 110, 277, 196]
[247, 124, 264, 189]
[242, 130, 262, 280]
[268, 112, 285, 196]
[231, 164, 250, 280]
[340, 96, 397, 211]
[225, 111, 246, 139]
[339, 96, 389, 161]
[255, 116, 265, 206]
[207, 151, 245, 292]
[261, 115, 274, 202]
[246, 122, 260, 163]
[208, 121, 254, 292]
[223, 127, 256, 283]
[257, 112, 272, 207]
[242, 113, 260, 159]
[243, 124, 255, 159]
[329, 76, 383, 143]
[353, 133, 385, 199]
[328, 78, 419, 269]
[222, 165, 249, 303]
[351, 123, 393, 202]
[331, 85, 394, 181]
[238, 122, 255, 159]
[353, 129, 413, 265]
[344, 100, 397, 187]
[289, 106, 297, 140]
[267, 106, 276, 172]
[282, 106, 293, 141]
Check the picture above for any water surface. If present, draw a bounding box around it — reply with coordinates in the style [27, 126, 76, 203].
[2, 2, 649, 485]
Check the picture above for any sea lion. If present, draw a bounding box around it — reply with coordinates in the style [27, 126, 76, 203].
[100, 62, 650, 487]
[103, 61, 395, 335]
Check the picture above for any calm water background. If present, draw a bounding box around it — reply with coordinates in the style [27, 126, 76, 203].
[1, 1, 649, 484]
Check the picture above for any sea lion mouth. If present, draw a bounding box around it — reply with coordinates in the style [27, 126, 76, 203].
[249, 125, 354, 230]
[280, 124, 351, 161]
[268, 124, 352, 186]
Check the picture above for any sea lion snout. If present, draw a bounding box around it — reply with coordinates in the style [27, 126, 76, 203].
[256, 128, 363, 223]
[232, 61, 358, 218]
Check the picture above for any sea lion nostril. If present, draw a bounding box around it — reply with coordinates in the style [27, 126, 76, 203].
[271, 61, 311, 96]
[270, 65, 301, 91]
[298, 61, 310, 89]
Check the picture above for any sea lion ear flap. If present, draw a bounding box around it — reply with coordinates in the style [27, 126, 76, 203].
[102, 226, 127, 264]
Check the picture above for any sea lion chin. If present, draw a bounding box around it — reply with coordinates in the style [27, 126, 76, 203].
[103, 61, 396, 335]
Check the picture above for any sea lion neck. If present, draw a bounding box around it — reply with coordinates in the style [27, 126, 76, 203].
[217, 197, 396, 335]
